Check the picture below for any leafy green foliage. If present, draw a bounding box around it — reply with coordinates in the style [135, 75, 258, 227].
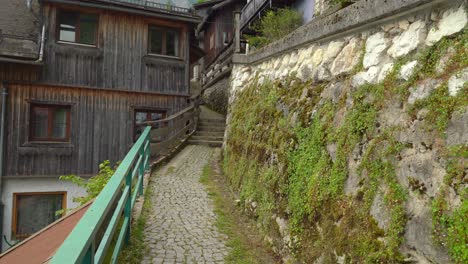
[245, 8, 302, 48]
[60, 160, 119, 205]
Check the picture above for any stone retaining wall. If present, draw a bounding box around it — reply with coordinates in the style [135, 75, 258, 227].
[225, 0, 467, 262]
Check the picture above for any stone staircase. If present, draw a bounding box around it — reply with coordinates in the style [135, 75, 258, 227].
[189, 118, 226, 147]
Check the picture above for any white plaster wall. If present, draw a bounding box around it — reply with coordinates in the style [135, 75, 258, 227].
[0, 177, 87, 251]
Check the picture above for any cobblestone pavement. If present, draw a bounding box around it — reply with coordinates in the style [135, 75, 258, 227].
[141, 145, 229, 264]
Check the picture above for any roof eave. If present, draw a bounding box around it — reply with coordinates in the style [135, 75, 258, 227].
[44, 0, 202, 24]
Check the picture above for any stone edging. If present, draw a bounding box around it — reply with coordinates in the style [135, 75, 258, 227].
[232, 0, 459, 65]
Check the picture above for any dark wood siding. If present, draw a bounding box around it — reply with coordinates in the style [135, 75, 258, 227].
[204, 6, 234, 67]
[0, 63, 41, 83]
[41, 4, 190, 95]
[4, 83, 189, 177]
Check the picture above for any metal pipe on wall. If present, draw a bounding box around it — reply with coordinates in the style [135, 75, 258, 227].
[0, 83, 7, 252]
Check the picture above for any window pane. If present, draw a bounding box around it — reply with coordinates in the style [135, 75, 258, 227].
[53, 108, 68, 138]
[150, 112, 164, 121]
[59, 12, 78, 42]
[135, 112, 148, 125]
[16, 194, 64, 239]
[166, 30, 179, 56]
[79, 14, 97, 45]
[149, 28, 163, 54]
[32, 107, 49, 139]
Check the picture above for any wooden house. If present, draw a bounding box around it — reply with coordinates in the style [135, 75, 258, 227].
[0, 0, 200, 250]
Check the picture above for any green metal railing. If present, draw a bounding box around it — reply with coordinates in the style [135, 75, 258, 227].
[51, 126, 151, 264]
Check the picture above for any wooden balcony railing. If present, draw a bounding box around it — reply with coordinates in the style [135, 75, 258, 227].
[50, 98, 201, 263]
[240, 0, 271, 30]
[142, 101, 201, 158]
[102, 0, 196, 15]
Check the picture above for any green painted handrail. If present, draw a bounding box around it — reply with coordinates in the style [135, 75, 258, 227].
[51, 126, 152, 264]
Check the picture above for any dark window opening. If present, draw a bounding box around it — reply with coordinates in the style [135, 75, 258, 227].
[12, 192, 66, 240]
[134, 109, 166, 141]
[149, 26, 180, 57]
[58, 11, 98, 45]
[30, 104, 71, 142]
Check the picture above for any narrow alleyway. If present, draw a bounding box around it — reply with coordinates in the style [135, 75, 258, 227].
[141, 145, 229, 264]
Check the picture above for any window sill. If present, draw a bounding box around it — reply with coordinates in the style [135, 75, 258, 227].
[52, 42, 103, 58]
[143, 54, 185, 67]
[57, 41, 97, 48]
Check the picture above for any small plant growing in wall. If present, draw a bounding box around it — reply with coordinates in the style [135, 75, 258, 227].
[56, 160, 119, 215]
[245, 8, 303, 49]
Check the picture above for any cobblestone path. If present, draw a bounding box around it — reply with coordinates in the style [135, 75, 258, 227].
[141, 145, 229, 264]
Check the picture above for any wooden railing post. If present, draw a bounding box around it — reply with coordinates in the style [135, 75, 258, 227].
[138, 147, 145, 196]
[234, 11, 241, 53]
[82, 243, 94, 264]
[124, 170, 132, 245]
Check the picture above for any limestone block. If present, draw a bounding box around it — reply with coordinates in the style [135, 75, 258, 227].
[370, 191, 391, 232]
[408, 79, 442, 104]
[297, 48, 308, 65]
[281, 54, 291, 67]
[446, 106, 468, 146]
[330, 38, 362, 76]
[311, 48, 324, 66]
[297, 64, 313, 82]
[448, 68, 468, 96]
[323, 40, 345, 63]
[388, 20, 426, 58]
[313, 65, 331, 82]
[426, 5, 467, 46]
[363, 32, 389, 69]
[399, 60, 418, 81]
[289, 51, 298, 67]
[377, 62, 394, 83]
[351, 66, 380, 87]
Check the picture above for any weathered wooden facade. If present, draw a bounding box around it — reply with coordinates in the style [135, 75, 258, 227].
[0, 0, 200, 249]
[194, 0, 244, 90]
[1, 0, 200, 177]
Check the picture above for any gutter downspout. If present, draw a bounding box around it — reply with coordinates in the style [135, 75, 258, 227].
[0, 83, 7, 252]
[36, 24, 45, 63]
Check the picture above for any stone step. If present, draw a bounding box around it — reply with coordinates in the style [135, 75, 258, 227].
[197, 126, 225, 132]
[198, 118, 226, 124]
[199, 121, 226, 128]
[194, 131, 225, 137]
[188, 140, 223, 147]
[191, 135, 224, 141]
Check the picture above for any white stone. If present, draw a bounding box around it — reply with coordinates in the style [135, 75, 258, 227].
[448, 68, 468, 96]
[399, 20, 410, 30]
[377, 62, 394, 83]
[323, 41, 345, 63]
[399, 60, 418, 81]
[311, 48, 324, 66]
[281, 54, 291, 67]
[289, 52, 298, 67]
[274, 58, 282, 70]
[352, 66, 381, 87]
[426, 5, 467, 46]
[313, 65, 331, 82]
[388, 20, 426, 58]
[330, 38, 362, 76]
[297, 48, 308, 65]
[408, 79, 442, 104]
[351, 66, 380, 87]
[297, 64, 313, 82]
[364, 32, 389, 69]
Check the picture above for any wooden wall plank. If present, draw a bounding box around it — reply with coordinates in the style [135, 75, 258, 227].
[4, 83, 188, 177]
